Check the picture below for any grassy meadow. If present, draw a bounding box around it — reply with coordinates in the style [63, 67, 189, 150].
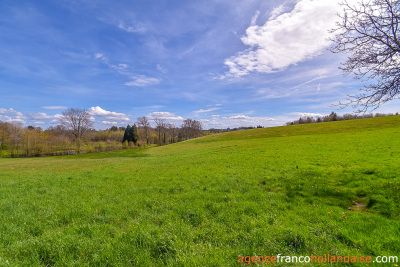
[0, 116, 399, 266]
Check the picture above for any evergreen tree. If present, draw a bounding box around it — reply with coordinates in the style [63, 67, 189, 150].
[330, 112, 338, 121]
[131, 124, 139, 145]
[122, 125, 132, 143]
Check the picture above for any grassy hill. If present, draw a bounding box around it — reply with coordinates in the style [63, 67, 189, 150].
[0, 116, 399, 266]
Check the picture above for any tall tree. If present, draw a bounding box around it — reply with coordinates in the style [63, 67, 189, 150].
[60, 108, 93, 152]
[180, 119, 203, 140]
[137, 116, 151, 145]
[331, 0, 400, 112]
[130, 124, 139, 145]
[123, 124, 132, 143]
[166, 123, 177, 144]
[154, 117, 166, 145]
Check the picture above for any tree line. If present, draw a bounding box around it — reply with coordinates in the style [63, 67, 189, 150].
[121, 117, 203, 147]
[286, 112, 399, 126]
[0, 108, 203, 158]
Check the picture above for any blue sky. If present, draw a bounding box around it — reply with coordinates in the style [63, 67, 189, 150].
[1, 0, 398, 129]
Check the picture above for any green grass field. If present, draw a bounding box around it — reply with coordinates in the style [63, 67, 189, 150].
[0, 116, 399, 266]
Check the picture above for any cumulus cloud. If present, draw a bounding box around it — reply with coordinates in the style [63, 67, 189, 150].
[0, 108, 25, 123]
[223, 0, 343, 78]
[125, 75, 160, 87]
[51, 114, 63, 123]
[147, 112, 184, 121]
[0, 108, 23, 117]
[88, 106, 130, 122]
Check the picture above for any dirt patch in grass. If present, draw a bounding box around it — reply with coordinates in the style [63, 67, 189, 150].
[348, 198, 368, 213]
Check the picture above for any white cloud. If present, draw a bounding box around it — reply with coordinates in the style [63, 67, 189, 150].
[94, 53, 129, 71]
[51, 114, 63, 123]
[194, 107, 221, 113]
[290, 112, 325, 117]
[202, 115, 277, 129]
[147, 112, 184, 121]
[223, 0, 343, 78]
[0, 108, 23, 117]
[269, 4, 287, 20]
[25, 112, 64, 125]
[94, 54, 160, 87]
[101, 121, 119, 125]
[0, 108, 25, 123]
[95, 53, 105, 60]
[251, 10, 260, 25]
[229, 115, 251, 119]
[28, 112, 52, 120]
[257, 88, 294, 99]
[42, 106, 67, 110]
[88, 106, 130, 121]
[125, 75, 160, 87]
[114, 64, 129, 70]
[9, 118, 25, 124]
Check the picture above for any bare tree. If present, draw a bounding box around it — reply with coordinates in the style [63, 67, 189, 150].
[137, 116, 151, 145]
[330, 0, 400, 112]
[153, 117, 166, 145]
[60, 108, 93, 152]
[166, 123, 177, 144]
[180, 119, 203, 140]
[7, 122, 23, 157]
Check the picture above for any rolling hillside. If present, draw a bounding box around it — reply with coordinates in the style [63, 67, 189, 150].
[0, 116, 399, 266]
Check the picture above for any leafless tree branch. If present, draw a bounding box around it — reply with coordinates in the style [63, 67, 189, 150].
[331, 0, 400, 112]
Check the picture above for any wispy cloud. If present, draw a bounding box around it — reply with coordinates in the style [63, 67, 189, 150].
[94, 53, 159, 87]
[118, 22, 147, 34]
[156, 64, 167, 73]
[201, 114, 276, 129]
[250, 10, 260, 25]
[125, 75, 160, 87]
[256, 88, 295, 99]
[269, 4, 287, 20]
[194, 107, 221, 114]
[42, 106, 67, 110]
[94, 53, 129, 71]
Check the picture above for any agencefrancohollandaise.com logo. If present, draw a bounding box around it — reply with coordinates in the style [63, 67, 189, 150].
[238, 254, 399, 265]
